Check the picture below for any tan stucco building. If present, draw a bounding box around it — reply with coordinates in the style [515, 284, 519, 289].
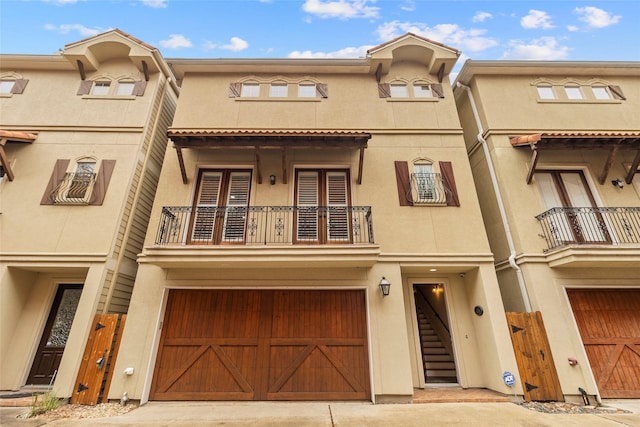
[0, 30, 178, 398]
[106, 33, 519, 404]
[454, 60, 640, 401]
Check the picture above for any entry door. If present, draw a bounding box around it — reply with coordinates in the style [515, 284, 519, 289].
[535, 170, 610, 245]
[295, 169, 351, 243]
[189, 169, 252, 244]
[27, 284, 82, 385]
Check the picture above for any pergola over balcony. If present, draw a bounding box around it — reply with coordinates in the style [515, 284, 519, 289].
[510, 132, 640, 185]
[168, 129, 371, 185]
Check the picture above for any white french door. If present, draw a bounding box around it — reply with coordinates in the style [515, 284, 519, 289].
[295, 169, 351, 243]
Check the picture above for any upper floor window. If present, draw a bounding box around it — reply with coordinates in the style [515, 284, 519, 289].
[91, 81, 111, 96]
[564, 86, 583, 100]
[77, 78, 146, 97]
[0, 81, 16, 94]
[41, 158, 116, 206]
[592, 86, 611, 100]
[536, 85, 555, 99]
[298, 83, 316, 98]
[394, 160, 459, 207]
[390, 83, 408, 98]
[270, 83, 288, 97]
[241, 82, 260, 97]
[413, 84, 433, 98]
[0, 77, 28, 95]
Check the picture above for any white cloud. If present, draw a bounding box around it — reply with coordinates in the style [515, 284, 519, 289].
[221, 37, 249, 52]
[42, 0, 83, 4]
[472, 12, 492, 23]
[567, 25, 579, 32]
[376, 21, 498, 53]
[400, 1, 415, 12]
[288, 45, 373, 58]
[521, 10, 554, 29]
[43, 24, 102, 36]
[159, 34, 192, 49]
[302, 0, 379, 19]
[502, 37, 570, 60]
[140, 0, 168, 8]
[575, 6, 621, 28]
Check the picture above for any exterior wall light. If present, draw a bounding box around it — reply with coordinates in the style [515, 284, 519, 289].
[379, 277, 391, 297]
[270, 175, 276, 185]
[611, 178, 624, 188]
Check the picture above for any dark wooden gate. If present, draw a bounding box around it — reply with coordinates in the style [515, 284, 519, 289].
[567, 289, 640, 398]
[150, 289, 370, 401]
[506, 311, 563, 401]
[71, 314, 127, 405]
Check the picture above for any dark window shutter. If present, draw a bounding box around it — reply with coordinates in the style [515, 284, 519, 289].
[394, 161, 413, 206]
[41, 159, 70, 205]
[316, 83, 328, 98]
[229, 82, 242, 97]
[608, 85, 626, 100]
[77, 80, 93, 95]
[90, 160, 116, 205]
[439, 161, 460, 206]
[378, 83, 391, 98]
[11, 79, 28, 94]
[431, 83, 445, 98]
[132, 81, 147, 96]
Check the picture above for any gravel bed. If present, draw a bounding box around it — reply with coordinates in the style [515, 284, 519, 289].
[19, 403, 137, 419]
[520, 401, 630, 414]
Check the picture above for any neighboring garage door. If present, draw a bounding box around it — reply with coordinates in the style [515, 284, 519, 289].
[150, 289, 370, 401]
[567, 289, 640, 398]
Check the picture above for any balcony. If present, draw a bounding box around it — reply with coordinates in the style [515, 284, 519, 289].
[141, 206, 379, 269]
[156, 205, 374, 245]
[51, 172, 96, 205]
[535, 207, 640, 267]
[409, 173, 448, 205]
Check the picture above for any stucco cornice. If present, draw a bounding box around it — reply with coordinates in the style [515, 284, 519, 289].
[0, 54, 73, 71]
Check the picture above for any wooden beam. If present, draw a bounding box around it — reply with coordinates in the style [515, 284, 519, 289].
[437, 63, 445, 83]
[375, 63, 382, 83]
[357, 147, 365, 184]
[626, 149, 640, 184]
[176, 146, 187, 184]
[281, 149, 287, 185]
[255, 147, 262, 184]
[526, 147, 539, 184]
[0, 140, 14, 181]
[76, 60, 86, 80]
[142, 60, 150, 81]
[599, 144, 620, 185]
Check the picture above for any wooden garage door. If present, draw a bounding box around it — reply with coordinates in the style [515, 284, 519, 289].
[567, 289, 640, 398]
[150, 289, 370, 401]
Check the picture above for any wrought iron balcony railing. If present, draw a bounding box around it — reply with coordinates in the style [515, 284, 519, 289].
[536, 207, 640, 251]
[408, 173, 448, 205]
[50, 172, 97, 205]
[155, 206, 374, 245]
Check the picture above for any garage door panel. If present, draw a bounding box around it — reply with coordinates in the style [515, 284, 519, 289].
[568, 289, 640, 398]
[151, 289, 369, 401]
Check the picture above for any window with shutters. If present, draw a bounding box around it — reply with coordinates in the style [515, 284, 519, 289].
[189, 169, 252, 244]
[0, 73, 28, 96]
[378, 80, 444, 100]
[41, 157, 116, 206]
[394, 160, 459, 207]
[229, 78, 328, 100]
[532, 78, 626, 102]
[295, 169, 351, 244]
[77, 77, 146, 97]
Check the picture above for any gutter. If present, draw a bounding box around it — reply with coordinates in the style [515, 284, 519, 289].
[455, 82, 532, 312]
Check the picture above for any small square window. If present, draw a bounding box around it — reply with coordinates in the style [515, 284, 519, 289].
[298, 84, 316, 98]
[241, 83, 259, 97]
[413, 84, 433, 98]
[390, 84, 408, 98]
[92, 81, 110, 95]
[564, 86, 583, 100]
[537, 86, 555, 99]
[116, 82, 135, 96]
[592, 86, 611, 100]
[270, 83, 288, 97]
[0, 81, 15, 94]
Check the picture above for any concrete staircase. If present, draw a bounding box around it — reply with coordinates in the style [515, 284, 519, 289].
[417, 306, 457, 383]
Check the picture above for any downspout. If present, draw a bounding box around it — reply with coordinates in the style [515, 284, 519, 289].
[456, 82, 532, 312]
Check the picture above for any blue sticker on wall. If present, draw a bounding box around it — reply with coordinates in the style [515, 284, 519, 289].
[503, 371, 516, 387]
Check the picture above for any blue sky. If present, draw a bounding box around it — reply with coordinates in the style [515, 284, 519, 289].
[1, 0, 638, 70]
